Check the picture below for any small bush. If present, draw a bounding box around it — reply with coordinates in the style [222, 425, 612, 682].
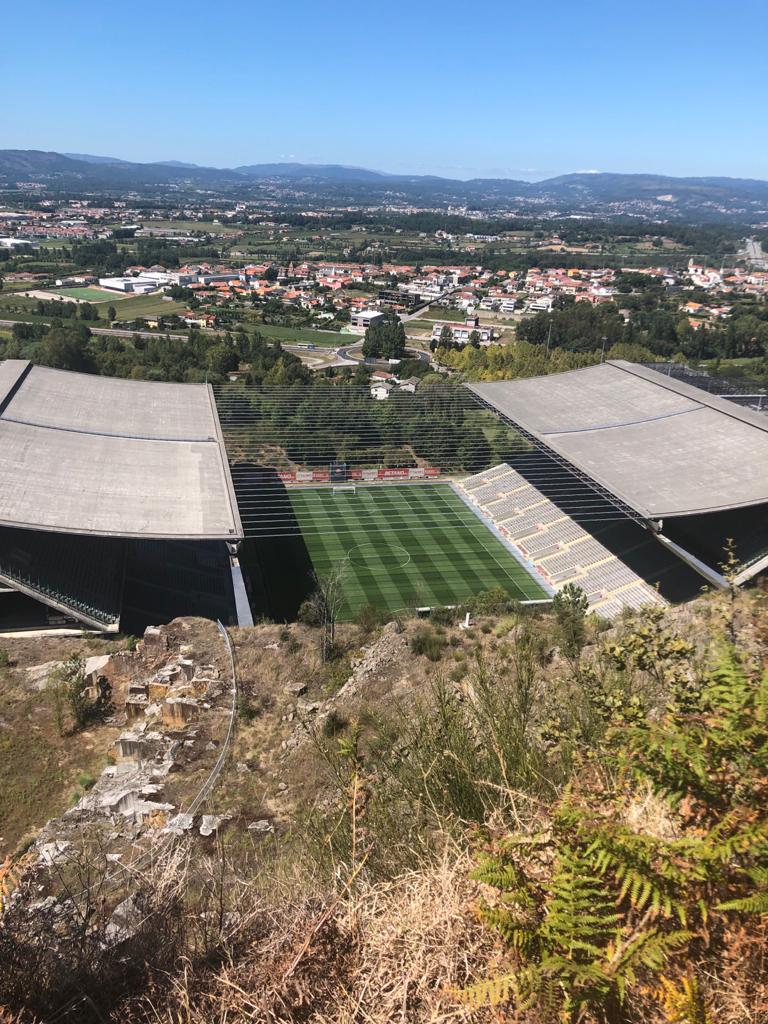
[0, 647, 10, 669]
[410, 628, 446, 662]
[494, 615, 517, 637]
[322, 709, 349, 738]
[430, 605, 457, 626]
[322, 652, 352, 693]
[469, 586, 519, 616]
[237, 696, 259, 723]
[297, 599, 321, 627]
[77, 772, 96, 790]
[354, 602, 389, 633]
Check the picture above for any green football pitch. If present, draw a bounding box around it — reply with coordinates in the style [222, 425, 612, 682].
[284, 483, 548, 619]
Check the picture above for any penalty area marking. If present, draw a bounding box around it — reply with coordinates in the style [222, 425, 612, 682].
[346, 542, 411, 570]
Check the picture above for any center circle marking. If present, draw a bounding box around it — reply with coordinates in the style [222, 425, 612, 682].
[347, 542, 411, 569]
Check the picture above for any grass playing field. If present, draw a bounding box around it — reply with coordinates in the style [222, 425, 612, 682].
[54, 287, 123, 301]
[281, 483, 547, 619]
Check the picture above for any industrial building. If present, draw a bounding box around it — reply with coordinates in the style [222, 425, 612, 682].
[97, 276, 158, 294]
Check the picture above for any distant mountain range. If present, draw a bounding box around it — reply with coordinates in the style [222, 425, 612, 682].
[3, 150, 768, 220]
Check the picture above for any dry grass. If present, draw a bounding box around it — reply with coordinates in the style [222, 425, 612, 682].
[119, 845, 495, 1024]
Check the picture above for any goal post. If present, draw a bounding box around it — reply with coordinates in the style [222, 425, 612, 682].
[333, 483, 357, 495]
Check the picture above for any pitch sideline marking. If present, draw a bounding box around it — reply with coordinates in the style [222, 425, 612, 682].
[398, 485, 541, 600]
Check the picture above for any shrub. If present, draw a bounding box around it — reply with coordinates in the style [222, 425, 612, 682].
[0, 647, 9, 669]
[469, 587, 520, 616]
[553, 582, 589, 659]
[354, 602, 389, 633]
[410, 628, 446, 662]
[237, 696, 260, 723]
[322, 709, 349, 738]
[430, 605, 458, 626]
[461, 647, 768, 1019]
[46, 655, 90, 735]
[297, 599, 321, 626]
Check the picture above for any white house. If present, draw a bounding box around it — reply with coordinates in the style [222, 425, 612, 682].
[350, 309, 385, 331]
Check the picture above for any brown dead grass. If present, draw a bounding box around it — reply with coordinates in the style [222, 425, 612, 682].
[125, 845, 495, 1024]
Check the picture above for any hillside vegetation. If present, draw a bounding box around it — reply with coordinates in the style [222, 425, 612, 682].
[1, 584, 767, 1023]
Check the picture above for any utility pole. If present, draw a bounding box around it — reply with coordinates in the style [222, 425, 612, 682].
[600, 335, 607, 363]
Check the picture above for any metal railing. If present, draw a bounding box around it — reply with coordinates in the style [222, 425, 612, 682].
[185, 620, 238, 816]
[41, 621, 240, 1023]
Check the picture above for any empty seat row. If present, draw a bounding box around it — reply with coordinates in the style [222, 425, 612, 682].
[460, 465, 667, 620]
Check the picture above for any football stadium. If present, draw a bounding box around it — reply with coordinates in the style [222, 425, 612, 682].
[0, 357, 766, 632]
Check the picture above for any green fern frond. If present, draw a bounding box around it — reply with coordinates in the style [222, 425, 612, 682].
[470, 857, 522, 890]
[718, 865, 768, 913]
[456, 973, 516, 1009]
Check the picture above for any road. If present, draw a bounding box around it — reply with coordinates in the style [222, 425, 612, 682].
[742, 238, 767, 269]
[0, 319, 190, 342]
[1, 319, 432, 370]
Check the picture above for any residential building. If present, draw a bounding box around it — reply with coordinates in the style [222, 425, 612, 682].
[430, 316, 494, 345]
[350, 309, 385, 330]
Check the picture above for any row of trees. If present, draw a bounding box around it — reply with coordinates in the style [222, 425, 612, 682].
[361, 312, 406, 359]
[516, 294, 768, 361]
[0, 321, 310, 385]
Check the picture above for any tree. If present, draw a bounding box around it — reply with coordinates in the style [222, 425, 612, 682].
[37, 326, 95, 373]
[438, 325, 453, 349]
[206, 342, 238, 377]
[552, 582, 589, 660]
[107, 305, 117, 323]
[46, 655, 89, 735]
[262, 265, 279, 282]
[298, 567, 346, 662]
[362, 312, 406, 359]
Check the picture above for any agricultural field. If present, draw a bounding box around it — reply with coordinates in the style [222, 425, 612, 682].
[244, 483, 548, 621]
[98, 293, 187, 318]
[238, 321, 347, 346]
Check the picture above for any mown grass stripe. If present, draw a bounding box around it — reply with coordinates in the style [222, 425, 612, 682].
[399, 487, 507, 600]
[287, 483, 547, 618]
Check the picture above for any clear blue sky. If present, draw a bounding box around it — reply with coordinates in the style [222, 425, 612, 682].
[3, 0, 767, 180]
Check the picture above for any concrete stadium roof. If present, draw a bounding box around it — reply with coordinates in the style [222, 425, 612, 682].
[467, 360, 768, 519]
[0, 361, 242, 540]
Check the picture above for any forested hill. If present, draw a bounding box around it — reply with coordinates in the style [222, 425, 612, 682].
[2, 150, 768, 218]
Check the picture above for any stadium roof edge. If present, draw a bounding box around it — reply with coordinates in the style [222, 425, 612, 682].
[207, 380, 243, 540]
[465, 361, 768, 520]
